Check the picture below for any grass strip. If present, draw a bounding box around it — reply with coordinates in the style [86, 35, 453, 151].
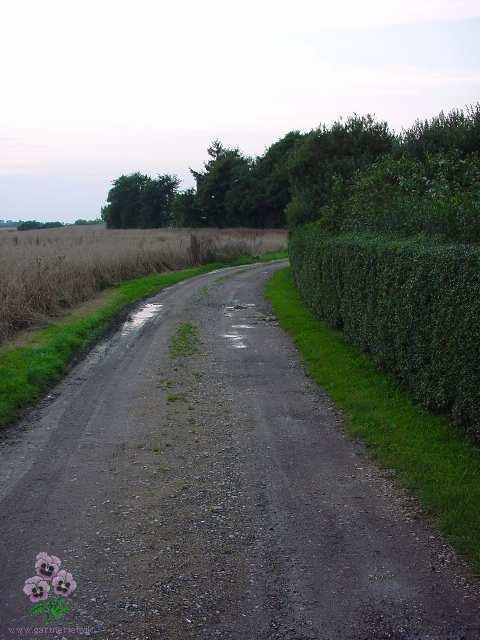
[265, 268, 480, 571]
[0, 251, 287, 427]
[169, 323, 200, 358]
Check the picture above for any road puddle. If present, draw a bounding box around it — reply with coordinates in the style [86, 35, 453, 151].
[121, 303, 164, 335]
[224, 303, 256, 312]
[222, 333, 247, 349]
[222, 302, 260, 349]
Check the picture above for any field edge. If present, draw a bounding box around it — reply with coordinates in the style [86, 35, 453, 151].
[0, 251, 287, 428]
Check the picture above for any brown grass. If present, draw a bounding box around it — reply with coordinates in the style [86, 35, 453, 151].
[0, 226, 287, 343]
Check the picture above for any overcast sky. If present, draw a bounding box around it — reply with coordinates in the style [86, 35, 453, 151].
[1, 0, 479, 222]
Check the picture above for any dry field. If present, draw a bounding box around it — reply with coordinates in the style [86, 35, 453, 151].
[0, 226, 287, 343]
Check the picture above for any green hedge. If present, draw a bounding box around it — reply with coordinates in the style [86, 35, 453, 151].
[290, 225, 480, 436]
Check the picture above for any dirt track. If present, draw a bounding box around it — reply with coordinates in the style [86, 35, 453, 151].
[1, 261, 479, 639]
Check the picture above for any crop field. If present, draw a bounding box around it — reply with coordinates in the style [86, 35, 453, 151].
[0, 226, 287, 343]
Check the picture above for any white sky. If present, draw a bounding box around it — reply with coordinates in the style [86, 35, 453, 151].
[1, 0, 479, 221]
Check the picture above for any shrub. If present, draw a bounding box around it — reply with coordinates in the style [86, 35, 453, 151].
[290, 225, 480, 436]
[287, 115, 395, 228]
[402, 104, 480, 159]
[323, 152, 480, 242]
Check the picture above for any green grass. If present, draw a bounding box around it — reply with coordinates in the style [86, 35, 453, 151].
[266, 268, 480, 571]
[169, 323, 200, 358]
[227, 249, 288, 265]
[166, 393, 186, 403]
[0, 252, 287, 428]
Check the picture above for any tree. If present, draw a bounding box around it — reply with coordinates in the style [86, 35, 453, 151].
[101, 173, 179, 229]
[191, 141, 254, 227]
[250, 131, 304, 227]
[17, 220, 63, 231]
[286, 115, 395, 228]
[138, 174, 180, 228]
[402, 103, 480, 160]
[172, 189, 204, 227]
[74, 218, 103, 225]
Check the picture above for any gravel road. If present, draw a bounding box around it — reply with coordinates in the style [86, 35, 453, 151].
[1, 261, 479, 639]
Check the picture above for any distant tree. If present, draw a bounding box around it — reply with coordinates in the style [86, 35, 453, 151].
[42, 221, 64, 229]
[74, 218, 103, 225]
[185, 135, 306, 228]
[172, 189, 204, 227]
[139, 174, 180, 228]
[17, 221, 43, 231]
[101, 173, 147, 229]
[250, 131, 304, 227]
[0, 219, 17, 228]
[101, 173, 179, 229]
[191, 141, 255, 227]
[17, 220, 63, 231]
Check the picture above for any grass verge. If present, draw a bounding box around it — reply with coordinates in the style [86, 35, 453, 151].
[0, 252, 287, 428]
[266, 268, 480, 571]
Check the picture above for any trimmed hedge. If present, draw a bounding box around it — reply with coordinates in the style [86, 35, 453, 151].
[290, 225, 480, 436]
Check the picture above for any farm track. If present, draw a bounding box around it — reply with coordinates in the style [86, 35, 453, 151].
[0, 261, 479, 639]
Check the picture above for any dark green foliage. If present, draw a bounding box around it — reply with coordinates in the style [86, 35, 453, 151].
[286, 106, 480, 234]
[18, 221, 43, 230]
[173, 134, 303, 228]
[172, 189, 203, 227]
[18, 220, 64, 231]
[321, 151, 480, 242]
[290, 226, 480, 436]
[101, 173, 179, 229]
[101, 104, 480, 231]
[402, 104, 480, 160]
[286, 115, 395, 228]
[73, 218, 103, 225]
[191, 140, 256, 227]
[289, 105, 480, 440]
[250, 131, 304, 227]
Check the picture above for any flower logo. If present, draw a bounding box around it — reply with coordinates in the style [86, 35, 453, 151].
[34, 552, 61, 580]
[52, 570, 77, 597]
[23, 552, 77, 624]
[23, 576, 50, 603]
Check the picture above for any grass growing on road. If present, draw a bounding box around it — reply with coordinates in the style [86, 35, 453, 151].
[266, 268, 480, 570]
[169, 323, 200, 358]
[0, 252, 286, 428]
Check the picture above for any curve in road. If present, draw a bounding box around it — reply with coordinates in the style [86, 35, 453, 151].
[0, 261, 478, 639]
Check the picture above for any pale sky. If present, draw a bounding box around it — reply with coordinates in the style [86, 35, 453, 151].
[1, 0, 479, 221]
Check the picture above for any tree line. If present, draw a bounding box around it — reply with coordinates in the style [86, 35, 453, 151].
[102, 104, 480, 237]
[16, 219, 103, 231]
[101, 134, 302, 229]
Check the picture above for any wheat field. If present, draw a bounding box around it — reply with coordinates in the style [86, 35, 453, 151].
[0, 226, 287, 343]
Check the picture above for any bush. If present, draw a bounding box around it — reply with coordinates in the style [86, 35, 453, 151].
[402, 104, 480, 159]
[290, 225, 480, 436]
[322, 151, 480, 242]
[287, 115, 395, 228]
